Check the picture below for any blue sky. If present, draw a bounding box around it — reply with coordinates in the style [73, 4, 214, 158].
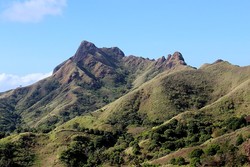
[0, 0, 250, 91]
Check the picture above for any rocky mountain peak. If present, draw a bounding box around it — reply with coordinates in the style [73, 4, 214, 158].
[169, 51, 186, 65]
[166, 54, 172, 61]
[100, 47, 125, 61]
[156, 56, 166, 65]
[72, 40, 98, 62]
[53, 41, 126, 75]
[155, 51, 187, 67]
[80, 40, 97, 50]
[172, 52, 185, 61]
[110, 47, 125, 57]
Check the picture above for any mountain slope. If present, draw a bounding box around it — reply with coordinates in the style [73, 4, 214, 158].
[1, 41, 250, 167]
[0, 41, 187, 133]
[62, 61, 250, 131]
[55, 60, 250, 166]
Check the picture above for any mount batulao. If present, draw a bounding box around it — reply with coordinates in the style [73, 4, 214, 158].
[1, 41, 250, 167]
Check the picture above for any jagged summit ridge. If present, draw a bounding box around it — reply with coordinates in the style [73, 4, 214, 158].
[156, 51, 187, 67]
[53, 41, 188, 75]
[73, 41, 186, 65]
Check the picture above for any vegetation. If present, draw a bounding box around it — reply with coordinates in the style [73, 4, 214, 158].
[170, 157, 186, 165]
[189, 148, 204, 158]
[236, 134, 244, 146]
[1, 43, 250, 166]
[0, 133, 35, 167]
[59, 132, 120, 167]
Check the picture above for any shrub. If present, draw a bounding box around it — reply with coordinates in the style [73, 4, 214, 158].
[170, 158, 176, 165]
[72, 135, 89, 143]
[132, 143, 140, 155]
[148, 140, 158, 152]
[72, 122, 80, 130]
[59, 142, 88, 167]
[142, 163, 160, 167]
[224, 117, 247, 131]
[170, 157, 185, 165]
[236, 154, 248, 166]
[189, 148, 204, 158]
[199, 134, 211, 142]
[190, 157, 201, 167]
[236, 134, 244, 146]
[162, 141, 175, 151]
[205, 144, 220, 156]
[175, 157, 185, 165]
[0, 140, 35, 167]
[0, 132, 6, 139]
[109, 151, 124, 165]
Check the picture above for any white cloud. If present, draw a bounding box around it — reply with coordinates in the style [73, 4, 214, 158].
[1, 0, 67, 23]
[0, 72, 52, 92]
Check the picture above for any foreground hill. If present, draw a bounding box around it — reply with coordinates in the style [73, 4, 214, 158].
[1, 41, 250, 167]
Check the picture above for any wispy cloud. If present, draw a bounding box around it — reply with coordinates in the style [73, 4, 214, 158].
[1, 0, 67, 23]
[0, 72, 52, 92]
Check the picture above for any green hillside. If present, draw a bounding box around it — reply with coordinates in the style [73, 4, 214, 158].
[1, 41, 250, 167]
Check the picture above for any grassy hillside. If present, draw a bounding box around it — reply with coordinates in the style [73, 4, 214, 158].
[1, 41, 250, 166]
[51, 61, 250, 166]
[0, 41, 189, 135]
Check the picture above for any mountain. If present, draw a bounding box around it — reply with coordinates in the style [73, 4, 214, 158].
[0, 41, 187, 134]
[1, 41, 250, 167]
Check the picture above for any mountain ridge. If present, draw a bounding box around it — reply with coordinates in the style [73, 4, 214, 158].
[1, 41, 250, 167]
[0, 40, 189, 132]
